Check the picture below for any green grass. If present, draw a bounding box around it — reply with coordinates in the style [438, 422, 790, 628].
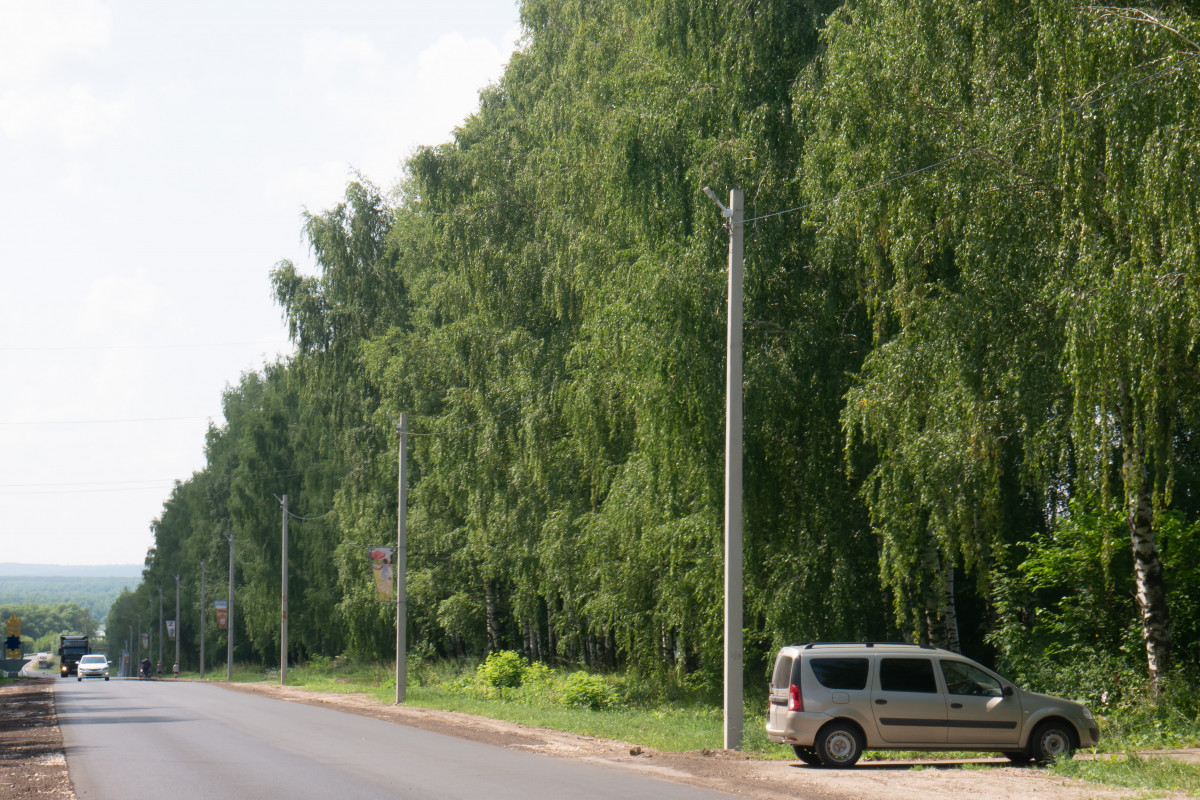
[1052, 752, 1200, 797]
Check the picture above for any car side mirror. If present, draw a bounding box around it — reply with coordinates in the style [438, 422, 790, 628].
[1002, 685, 1014, 697]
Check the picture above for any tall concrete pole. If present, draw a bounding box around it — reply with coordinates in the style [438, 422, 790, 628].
[227, 533, 235, 681]
[158, 586, 164, 671]
[724, 188, 745, 750]
[281, 494, 288, 686]
[705, 186, 745, 750]
[200, 560, 206, 680]
[174, 574, 180, 674]
[396, 413, 408, 704]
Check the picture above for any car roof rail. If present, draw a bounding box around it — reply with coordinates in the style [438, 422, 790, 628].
[795, 641, 935, 650]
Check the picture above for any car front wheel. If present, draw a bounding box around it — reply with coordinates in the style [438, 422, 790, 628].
[814, 722, 863, 768]
[1029, 720, 1077, 764]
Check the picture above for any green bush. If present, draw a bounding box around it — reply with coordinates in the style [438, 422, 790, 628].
[561, 672, 616, 710]
[477, 650, 528, 690]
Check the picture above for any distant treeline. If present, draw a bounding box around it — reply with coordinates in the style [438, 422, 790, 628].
[0, 577, 134, 623]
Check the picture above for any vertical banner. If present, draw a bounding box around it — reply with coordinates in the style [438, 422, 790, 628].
[5, 616, 20, 658]
[214, 600, 228, 630]
[166, 620, 176, 640]
[141, 633, 149, 650]
[369, 547, 394, 601]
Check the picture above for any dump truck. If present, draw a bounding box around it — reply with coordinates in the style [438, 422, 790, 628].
[59, 634, 89, 678]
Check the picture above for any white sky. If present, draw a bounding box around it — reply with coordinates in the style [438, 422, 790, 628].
[0, 0, 522, 566]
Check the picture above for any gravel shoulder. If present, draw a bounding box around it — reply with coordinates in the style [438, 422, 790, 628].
[2, 676, 1192, 800]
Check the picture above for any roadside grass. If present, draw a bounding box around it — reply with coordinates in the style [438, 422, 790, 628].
[192, 656, 781, 755]
[1051, 752, 1200, 796]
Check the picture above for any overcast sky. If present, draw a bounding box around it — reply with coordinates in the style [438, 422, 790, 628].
[0, 0, 522, 566]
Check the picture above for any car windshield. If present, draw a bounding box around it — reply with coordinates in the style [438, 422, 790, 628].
[80, 656, 106, 665]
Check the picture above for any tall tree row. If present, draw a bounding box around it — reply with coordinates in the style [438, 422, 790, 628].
[123, 0, 1200, 697]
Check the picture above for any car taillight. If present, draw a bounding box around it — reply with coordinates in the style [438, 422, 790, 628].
[789, 683, 804, 712]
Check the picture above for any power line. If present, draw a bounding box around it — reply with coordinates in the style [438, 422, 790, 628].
[0, 416, 215, 427]
[0, 340, 289, 353]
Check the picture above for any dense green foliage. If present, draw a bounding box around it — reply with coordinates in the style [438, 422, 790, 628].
[0, 602, 99, 653]
[0, 577, 132, 623]
[119, 0, 1200, 712]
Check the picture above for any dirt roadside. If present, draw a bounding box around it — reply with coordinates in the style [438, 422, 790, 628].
[0, 680, 71, 799]
[0, 676, 1190, 800]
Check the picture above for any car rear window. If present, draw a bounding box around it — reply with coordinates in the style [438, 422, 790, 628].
[879, 658, 938, 693]
[771, 654, 794, 688]
[809, 658, 869, 690]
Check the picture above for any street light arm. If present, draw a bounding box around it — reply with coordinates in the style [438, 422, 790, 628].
[703, 186, 733, 218]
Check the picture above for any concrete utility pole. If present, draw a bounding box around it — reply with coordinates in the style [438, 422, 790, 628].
[281, 494, 288, 686]
[136, 614, 141, 671]
[396, 413, 408, 704]
[704, 186, 745, 750]
[158, 587, 164, 670]
[227, 533, 235, 681]
[174, 574, 180, 674]
[127, 625, 132, 677]
[200, 560, 206, 679]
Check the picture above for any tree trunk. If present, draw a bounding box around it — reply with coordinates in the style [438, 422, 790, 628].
[484, 582, 499, 653]
[918, 539, 959, 651]
[940, 563, 960, 654]
[1120, 383, 1172, 693]
[1127, 480, 1171, 692]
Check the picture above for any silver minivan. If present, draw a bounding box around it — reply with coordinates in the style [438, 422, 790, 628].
[767, 642, 1098, 767]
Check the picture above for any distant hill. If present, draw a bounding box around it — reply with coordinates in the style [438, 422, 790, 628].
[0, 563, 142, 578]
[0, 566, 141, 622]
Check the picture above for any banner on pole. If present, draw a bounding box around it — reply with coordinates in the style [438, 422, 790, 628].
[166, 620, 176, 640]
[141, 632, 149, 650]
[5, 616, 20, 658]
[214, 600, 228, 630]
[369, 547, 394, 601]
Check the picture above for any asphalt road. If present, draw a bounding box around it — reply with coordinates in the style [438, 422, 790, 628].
[56, 678, 738, 800]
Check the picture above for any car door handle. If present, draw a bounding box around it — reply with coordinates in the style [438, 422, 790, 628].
[874, 699, 887, 705]
[951, 702, 963, 709]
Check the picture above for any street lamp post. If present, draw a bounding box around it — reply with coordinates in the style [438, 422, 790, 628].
[227, 533, 235, 681]
[200, 559, 206, 680]
[175, 574, 180, 676]
[704, 186, 745, 750]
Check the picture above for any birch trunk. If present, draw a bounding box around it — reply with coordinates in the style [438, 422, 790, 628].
[1120, 383, 1172, 693]
[1126, 479, 1171, 692]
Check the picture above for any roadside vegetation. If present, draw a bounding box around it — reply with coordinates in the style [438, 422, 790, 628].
[188, 649, 1200, 795]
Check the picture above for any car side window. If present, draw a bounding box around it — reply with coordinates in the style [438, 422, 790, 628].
[879, 658, 938, 693]
[939, 660, 1003, 697]
[810, 658, 869, 690]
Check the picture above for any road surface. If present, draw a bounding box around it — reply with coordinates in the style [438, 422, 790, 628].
[56, 678, 739, 800]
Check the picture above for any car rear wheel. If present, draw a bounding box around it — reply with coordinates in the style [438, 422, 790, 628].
[814, 722, 863, 768]
[1029, 720, 1077, 764]
[791, 745, 823, 766]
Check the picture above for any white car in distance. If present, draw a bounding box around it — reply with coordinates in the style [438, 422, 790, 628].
[76, 654, 110, 681]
